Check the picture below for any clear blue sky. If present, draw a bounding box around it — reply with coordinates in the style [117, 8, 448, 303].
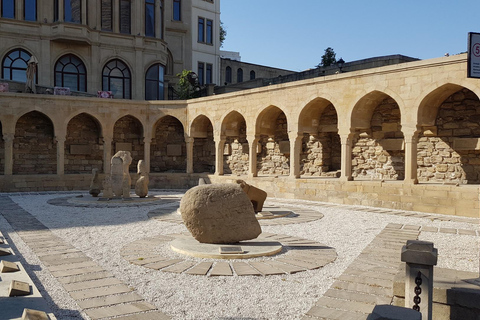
[220, 1, 480, 71]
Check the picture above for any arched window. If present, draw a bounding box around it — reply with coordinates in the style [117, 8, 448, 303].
[2, 49, 32, 82]
[225, 66, 232, 83]
[237, 68, 243, 83]
[145, 63, 165, 100]
[250, 70, 256, 80]
[102, 59, 131, 99]
[54, 54, 86, 92]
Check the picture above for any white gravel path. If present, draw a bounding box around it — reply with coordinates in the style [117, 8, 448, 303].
[0, 192, 478, 320]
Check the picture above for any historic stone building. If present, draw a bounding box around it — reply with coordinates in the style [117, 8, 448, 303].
[0, 0, 221, 99]
[1, 53, 479, 217]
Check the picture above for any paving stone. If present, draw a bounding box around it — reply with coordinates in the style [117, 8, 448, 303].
[69, 284, 132, 300]
[276, 257, 321, 270]
[263, 260, 306, 274]
[385, 223, 404, 229]
[184, 262, 213, 275]
[51, 265, 106, 277]
[48, 260, 99, 272]
[315, 296, 376, 314]
[76, 292, 145, 309]
[209, 262, 233, 276]
[35, 246, 78, 255]
[324, 288, 391, 305]
[331, 280, 392, 296]
[143, 259, 184, 270]
[129, 256, 168, 266]
[85, 301, 156, 320]
[306, 305, 368, 320]
[458, 229, 477, 236]
[112, 310, 171, 320]
[38, 251, 85, 261]
[249, 261, 285, 275]
[162, 261, 196, 274]
[63, 277, 124, 292]
[439, 228, 457, 234]
[57, 271, 113, 284]
[232, 262, 262, 276]
[338, 274, 394, 289]
[42, 256, 92, 267]
[421, 226, 439, 233]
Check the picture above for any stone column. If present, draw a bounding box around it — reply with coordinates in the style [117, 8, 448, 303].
[3, 133, 14, 175]
[214, 136, 225, 175]
[58, 0, 64, 22]
[56, 136, 66, 175]
[186, 136, 194, 174]
[81, 0, 87, 25]
[16, 0, 23, 20]
[113, 0, 120, 33]
[401, 240, 438, 320]
[103, 136, 113, 174]
[247, 135, 259, 178]
[143, 137, 151, 173]
[404, 133, 419, 184]
[340, 133, 354, 181]
[289, 133, 302, 179]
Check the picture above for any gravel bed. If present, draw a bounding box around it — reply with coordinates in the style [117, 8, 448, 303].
[0, 192, 478, 320]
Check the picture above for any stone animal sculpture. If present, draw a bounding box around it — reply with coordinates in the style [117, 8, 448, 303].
[235, 179, 267, 213]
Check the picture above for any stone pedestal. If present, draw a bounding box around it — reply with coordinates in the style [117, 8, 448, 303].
[401, 240, 438, 320]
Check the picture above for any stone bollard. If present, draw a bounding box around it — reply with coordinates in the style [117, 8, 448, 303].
[367, 305, 421, 320]
[401, 240, 438, 320]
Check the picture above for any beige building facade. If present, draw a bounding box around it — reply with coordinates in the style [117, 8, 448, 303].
[1, 54, 479, 217]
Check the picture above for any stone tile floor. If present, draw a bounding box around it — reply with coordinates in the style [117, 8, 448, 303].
[0, 191, 478, 320]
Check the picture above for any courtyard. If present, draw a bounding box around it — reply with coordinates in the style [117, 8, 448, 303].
[0, 190, 478, 319]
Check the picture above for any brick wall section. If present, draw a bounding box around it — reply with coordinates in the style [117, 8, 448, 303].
[0, 121, 3, 175]
[13, 111, 57, 174]
[193, 137, 215, 173]
[150, 116, 186, 172]
[113, 115, 144, 172]
[418, 89, 480, 184]
[65, 113, 103, 174]
[352, 98, 405, 180]
[257, 113, 290, 175]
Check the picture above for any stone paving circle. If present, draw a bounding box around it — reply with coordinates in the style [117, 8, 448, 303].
[121, 232, 337, 276]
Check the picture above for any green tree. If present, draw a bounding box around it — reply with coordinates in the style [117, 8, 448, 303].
[176, 70, 195, 100]
[317, 47, 337, 68]
[220, 21, 227, 47]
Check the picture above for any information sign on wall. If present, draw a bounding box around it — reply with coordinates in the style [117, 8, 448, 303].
[468, 32, 480, 78]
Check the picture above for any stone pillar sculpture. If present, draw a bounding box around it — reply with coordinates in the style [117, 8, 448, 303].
[110, 151, 133, 198]
[135, 160, 149, 198]
[89, 168, 102, 197]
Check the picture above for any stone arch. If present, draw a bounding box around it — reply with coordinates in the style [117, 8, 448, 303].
[417, 86, 480, 184]
[113, 115, 144, 172]
[150, 115, 186, 173]
[298, 98, 341, 177]
[65, 113, 103, 174]
[255, 105, 290, 176]
[190, 115, 215, 173]
[351, 91, 404, 180]
[221, 111, 248, 175]
[13, 111, 56, 174]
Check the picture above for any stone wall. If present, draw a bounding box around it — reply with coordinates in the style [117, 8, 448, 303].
[193, 137, 215, 173]
[113, 115, 144, 172]
[13, 111, 57, 174]
[257, 113, 290, 175]
[352, 98, 404, 180]
[65, 113, 103, 174]
[223, 137, 249, 175]
[0, 121, 3, 175]
[151, 116, 186, 172]
[418, 89, 480, 184]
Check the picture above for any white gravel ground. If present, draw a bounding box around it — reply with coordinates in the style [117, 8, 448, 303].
[0, 191, 479, 320]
